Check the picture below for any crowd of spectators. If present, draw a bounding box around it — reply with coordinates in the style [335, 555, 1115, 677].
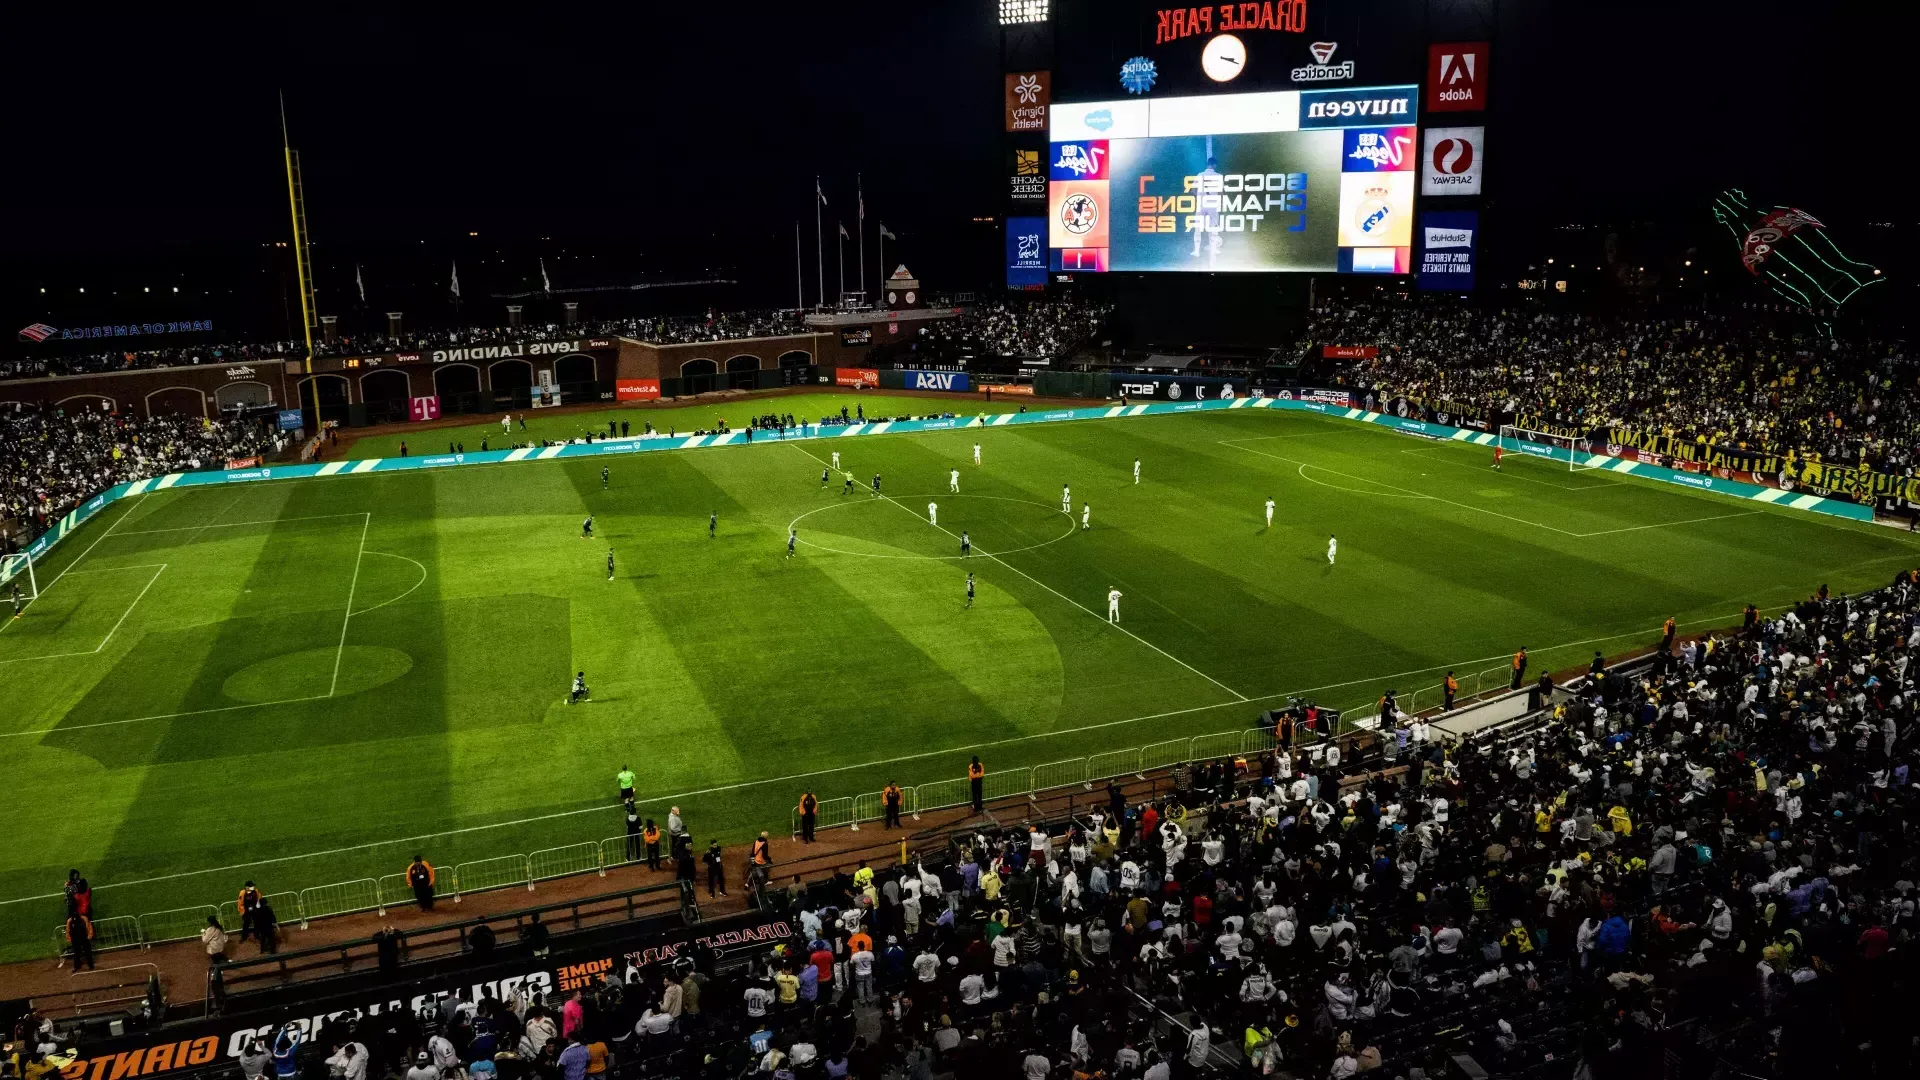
[0, 404, 283, 550]
[162, 574, 1915, 1080]
[0, 341, 295, 382]
[1310, 297, 1919, 472]
[1, 312, 820, 384]
[915, 300, 1111, 361]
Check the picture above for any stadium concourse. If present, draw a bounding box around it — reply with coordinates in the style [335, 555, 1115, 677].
[0, 300, 1114, 382]
[13, 590, 1920, 1080]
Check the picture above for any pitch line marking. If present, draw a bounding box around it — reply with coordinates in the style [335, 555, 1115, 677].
[109, 512, 371, 537]
[1578, 510, 1765, 536]
[0, 564, 166, 666]
[349, 551, 429, 617]
[0, 603, 1774, 906]
[0, 493, 151, 637]
[1292, 462, 1430, 500]
[329, 513, 372, 698]
[1394, 445, 1617, 493]
[785, 444, 1250, 703]
[786, 494, 1077, 561]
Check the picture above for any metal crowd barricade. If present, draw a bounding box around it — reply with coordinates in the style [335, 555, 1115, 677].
[1029, 757, 1087, 793]
[601, 834, 645, 868]
[136, 904, 220, 946]
[297, 878, 382, 927]
[1139, 737, 1189, 772]
[1086, 748, 1143, 784]
[219, 891, 299, 930]
[913, 777, 971, 815]
[530, 843, 601, 883]
[53, 915, 143, 958]
[1188, 731, 1242, 761]
[454, 855, 531, 897]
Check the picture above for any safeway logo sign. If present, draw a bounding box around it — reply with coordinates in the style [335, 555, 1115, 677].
[1426, 41, 1488, 112]
[1420, 126, 1484, 195]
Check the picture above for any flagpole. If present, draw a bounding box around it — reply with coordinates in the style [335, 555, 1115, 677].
[877, 226, 886, 305]
[794, 222, 803, 312]
[837, 224, 845, 309]
[814, 177, 825, 312]
[857, 174, 866, 305]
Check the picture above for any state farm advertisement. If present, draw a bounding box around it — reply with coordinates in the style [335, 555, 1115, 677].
[616, 379, 661, 401]
[835, 368, 878, 388]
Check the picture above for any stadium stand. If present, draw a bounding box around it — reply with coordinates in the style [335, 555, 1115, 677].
[1308, 296, 1918, 473]
[0, 405, 283, 551]
[15, 580, 1917, 1079]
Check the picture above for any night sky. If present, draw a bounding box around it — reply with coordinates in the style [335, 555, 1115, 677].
[0, 1, 1905, 335]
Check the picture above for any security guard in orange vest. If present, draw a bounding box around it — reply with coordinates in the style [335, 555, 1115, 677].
[883, 782, 904, 829]
[643, 820, 662, 870]
[1509, 648, 1528, 691]
[1662, 616, 1677, 649]
[406, 855, 436, 911]
[798, 792, 819, 843]
[1443, 671, 1459, 712]
[969, 757, 986, 813]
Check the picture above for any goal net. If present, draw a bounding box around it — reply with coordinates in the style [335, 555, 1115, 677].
[0, 551, 36, 603]
[1497, 425, 1605, 472]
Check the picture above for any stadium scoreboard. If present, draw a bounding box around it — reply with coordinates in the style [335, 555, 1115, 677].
[1046, 84, 1417, 274]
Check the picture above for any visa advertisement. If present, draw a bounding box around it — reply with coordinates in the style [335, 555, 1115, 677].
[1048, 86, 1416, 274]
[1416, 210, 1477, 292]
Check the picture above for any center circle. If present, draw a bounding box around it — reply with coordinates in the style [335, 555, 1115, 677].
[789, 494, 1076, 560]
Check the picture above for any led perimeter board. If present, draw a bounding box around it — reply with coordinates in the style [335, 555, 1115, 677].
[1047, 84, 1417, 273]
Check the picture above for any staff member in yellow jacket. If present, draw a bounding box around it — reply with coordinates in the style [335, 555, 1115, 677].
[406, 855, 436, 911]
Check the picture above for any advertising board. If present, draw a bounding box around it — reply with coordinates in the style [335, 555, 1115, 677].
[835, 368, 879, 388]
[1048, 86, 1416, 274]
[1416, 210, 1477, 292]
[1420, 126, 1483, 195]
[904, 370, 972, 392]
[615, 379, 661, 401]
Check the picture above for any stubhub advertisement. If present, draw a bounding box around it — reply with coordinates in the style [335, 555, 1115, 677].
[1416, 210, 1477, 291]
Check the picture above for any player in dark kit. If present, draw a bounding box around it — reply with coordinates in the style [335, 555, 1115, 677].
[960, 531, 971, 557]
[581, 514, 593, 539]
[607, 548, 615, 581]
[787, 528, 797, 559]
[569, 671, 590, 704]
[871, 473, 882, 497]
[601, 466, 609, 489]
[965, 572, 975, 609]
[820, 467, 830, 486]
[709, 511, 717, 539]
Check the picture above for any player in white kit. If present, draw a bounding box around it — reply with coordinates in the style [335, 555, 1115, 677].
[1106, 587, 1123, 623]
[1327, 535, 1337, 565]
[1133, 459, 1141, 484]
[928, 502, 938, 526]
[1081, 504, 1091, 531]
[1062, 485, 1072, 513]
[832, 451, 841, 470]
[973, 444, 981, 466]
[1265, 498, 1275, 529]
[949, 469, 960, 493]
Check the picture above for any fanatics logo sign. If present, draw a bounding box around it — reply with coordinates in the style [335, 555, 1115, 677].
[1426, 42, 1489, 112]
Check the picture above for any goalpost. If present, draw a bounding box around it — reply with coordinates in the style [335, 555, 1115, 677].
[1497, 425, 1607, 472]
[0, 551, 37, 604]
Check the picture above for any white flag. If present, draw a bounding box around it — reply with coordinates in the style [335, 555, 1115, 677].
[540, 257, 552, 295]
[838, 222, 850, 239]
[355, 264, 365, 303]
[816, 177, 828, 206]
[450, 261, 461, 299]
[879, 223, 896, 240]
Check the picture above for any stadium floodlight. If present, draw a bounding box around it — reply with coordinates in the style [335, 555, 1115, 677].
[999, 0, 1049, 25]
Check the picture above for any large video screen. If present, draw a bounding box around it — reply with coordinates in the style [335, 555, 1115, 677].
[1047, 85, 1418, 274]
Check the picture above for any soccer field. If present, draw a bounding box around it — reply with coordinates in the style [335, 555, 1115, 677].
[1, 393, 1912, 961]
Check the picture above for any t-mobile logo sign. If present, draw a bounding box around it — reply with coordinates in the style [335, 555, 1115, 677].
[410, 395, 441, 422]
[1426, 42, 1489, 112]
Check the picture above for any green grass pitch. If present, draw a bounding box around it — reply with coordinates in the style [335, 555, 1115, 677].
[1, 391, 1912, 961]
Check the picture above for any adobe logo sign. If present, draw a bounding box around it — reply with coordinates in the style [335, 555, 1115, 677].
[1426, 41, 1489, 112]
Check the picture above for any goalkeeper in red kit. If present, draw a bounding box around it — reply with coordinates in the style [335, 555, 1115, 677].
[1492, 444, 1504, 470]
